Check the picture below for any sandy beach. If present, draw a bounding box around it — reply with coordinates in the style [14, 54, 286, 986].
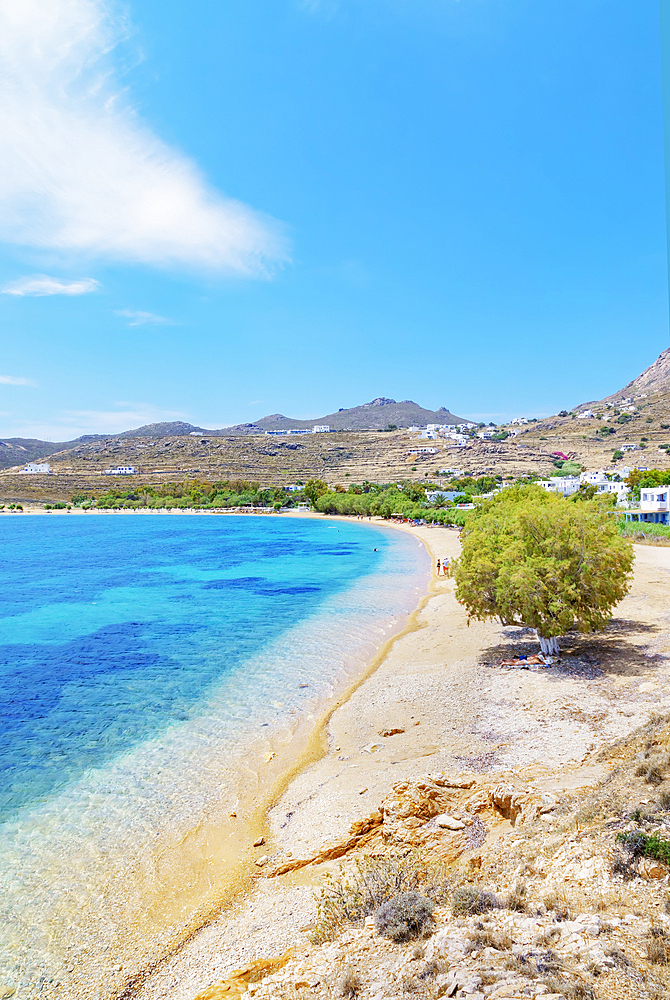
[123, 518, 670, 1000]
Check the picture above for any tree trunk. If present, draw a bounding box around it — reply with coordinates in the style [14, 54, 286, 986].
[537, 633, 560, 656]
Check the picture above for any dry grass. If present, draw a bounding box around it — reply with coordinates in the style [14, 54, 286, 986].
[310, 851, 450, 944]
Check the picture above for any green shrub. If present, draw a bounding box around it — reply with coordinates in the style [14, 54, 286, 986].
[617, 830, 670, 866]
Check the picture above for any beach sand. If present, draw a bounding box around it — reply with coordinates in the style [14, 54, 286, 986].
[130, 521, 670, 1000]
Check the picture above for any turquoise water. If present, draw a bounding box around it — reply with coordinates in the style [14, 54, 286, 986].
[0, 514, 428, 998]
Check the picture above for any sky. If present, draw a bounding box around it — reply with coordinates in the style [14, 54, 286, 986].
[0, 0, 667, 440]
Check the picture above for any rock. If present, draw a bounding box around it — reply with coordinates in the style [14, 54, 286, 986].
[639, 857, 669, 879]
[193, 950, 297, 1000]
[255, 855, 269, 867]
[435, 814, 466, 831]
[379, 728, 405, 737]
[425, 931, 468, 962]
[0, 987, 15, 999]
[253, 837, 265, 847]
[490, 783, 545, 826]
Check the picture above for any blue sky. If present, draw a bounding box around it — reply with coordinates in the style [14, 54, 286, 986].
[0, 0, 666, 439]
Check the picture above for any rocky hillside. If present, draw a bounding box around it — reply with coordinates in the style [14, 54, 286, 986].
[192, 715, 670, 1000]
[513, 347, 670, 470]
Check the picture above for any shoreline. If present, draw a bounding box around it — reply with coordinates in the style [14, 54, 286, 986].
[0, 513, 434, 1000]
[132, 532, 670, 1000]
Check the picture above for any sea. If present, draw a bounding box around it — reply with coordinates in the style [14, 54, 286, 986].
[0, 513, 429, 998]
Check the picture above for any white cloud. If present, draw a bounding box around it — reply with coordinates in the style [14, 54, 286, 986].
[115, 309, 173, 326]
[0, 375, 37, 386]
[0, 1, 287, 275]
[2, 274, 100, 296]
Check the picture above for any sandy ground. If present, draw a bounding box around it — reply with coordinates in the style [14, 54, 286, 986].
[130, 523, 670, 1000]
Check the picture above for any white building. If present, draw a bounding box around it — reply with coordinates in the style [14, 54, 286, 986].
[622, 444, 639, 452]
[312, 425, 330, 433]
[20, 462, 50, 474]
[476, 430, 495, 440]
[103, 466, 136, 475]
[626, 487, 670, 526]
[419, 430, 437, 440]
[408, 447, 438, 455]
[537, 475, 581, 497]
[577, 409, 594, 419]
[510, 417, 528, 425]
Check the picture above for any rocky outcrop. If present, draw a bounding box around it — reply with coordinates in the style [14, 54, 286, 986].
[266, 775, 557, 878]
[192, 949, 298, 999]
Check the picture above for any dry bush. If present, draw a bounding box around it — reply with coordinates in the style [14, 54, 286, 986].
[659, 791, 670, 811]
[468, 926, 513, 952]
[374, 891, 435, 942]
[338, 964, 361, 999]
[647, 927, 670, 965]
[451, 885, 500, 917]
[542, 891, 573, 921]
[646, 766, 665, 786]
[540, 976, 595, 1000]
[310, 851, 449, 944]
[505, 880, 528, 912]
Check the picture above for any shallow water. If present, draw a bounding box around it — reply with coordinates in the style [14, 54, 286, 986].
[0, 515, 428, 998]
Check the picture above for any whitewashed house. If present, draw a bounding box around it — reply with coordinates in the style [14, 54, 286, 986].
[408, 447, 438, 455]
[103, 466, 136, 475]
[476, 430, 495, 440]
[312, 425, 330, 433]
[419, 430, 437, 440]
[577, 409, 595, 419]
[20, 462, 50, 474]
[537, 476, 581, 497]
[625, 487, 670, 526]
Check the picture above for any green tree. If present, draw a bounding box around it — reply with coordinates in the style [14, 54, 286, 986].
[304, 479, 329, 506]
[453, 486, 633, 656]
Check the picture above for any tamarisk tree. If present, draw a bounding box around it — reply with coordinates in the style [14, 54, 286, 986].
[453, 485, 633, 655]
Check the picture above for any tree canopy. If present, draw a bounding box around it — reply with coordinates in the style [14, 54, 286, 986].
[453, 485, 633, 654]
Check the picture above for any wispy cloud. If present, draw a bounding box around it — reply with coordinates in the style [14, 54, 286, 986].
[115, 309, 174, 327]
[2, 274, 100, 296]
[0, 375, 37, 386]
[6, 402, 188, 440]
[0, 1, 288, 275]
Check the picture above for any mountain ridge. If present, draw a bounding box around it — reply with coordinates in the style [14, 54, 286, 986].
[0, 399, 467, 468]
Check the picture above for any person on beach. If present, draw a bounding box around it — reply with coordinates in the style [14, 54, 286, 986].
[436, 559, 441, 575]
[443, 557, 450, 576]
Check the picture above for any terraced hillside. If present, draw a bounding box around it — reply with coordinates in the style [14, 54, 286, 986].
[0, 430, 563, 505]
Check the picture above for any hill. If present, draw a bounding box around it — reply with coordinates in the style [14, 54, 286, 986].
[0, 437, 72, 469]
[224, 398, 466, 433]
[513, 345, 670, 469]
[0, 401, 466, 470]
